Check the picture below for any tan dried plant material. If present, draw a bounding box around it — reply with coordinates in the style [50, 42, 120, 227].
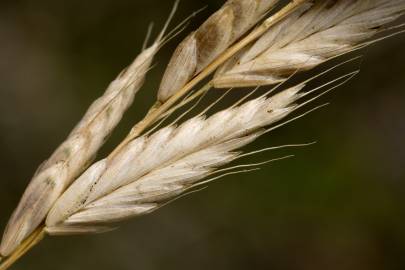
[0, 0, 404, 269]
[213, 0, 405, 88]
[158, 0, 280, 102]
[0, 27, 163, 258]
[46, 79, 332, 233]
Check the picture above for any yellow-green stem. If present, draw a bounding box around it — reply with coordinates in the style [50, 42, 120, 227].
[0, 227, 46, 270]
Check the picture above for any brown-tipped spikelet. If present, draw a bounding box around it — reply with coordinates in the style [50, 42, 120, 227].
[158, 0, 280, 102]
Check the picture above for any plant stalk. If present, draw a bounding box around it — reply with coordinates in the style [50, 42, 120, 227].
[0, 227, 46, 270]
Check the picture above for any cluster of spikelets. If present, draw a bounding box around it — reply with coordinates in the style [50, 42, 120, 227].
[1, 0, 404, 269]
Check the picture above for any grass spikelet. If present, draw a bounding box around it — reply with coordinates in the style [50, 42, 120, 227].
[158, 0, 280, 102]
[213, 0, 405, 88]
[45, 82, 312, 231]
[0, 17, 164, 259]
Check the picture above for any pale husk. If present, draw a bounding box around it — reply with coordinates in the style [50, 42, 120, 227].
[0, 40, 161, 257]
[158, 0, 280, 102]
[46, 83, 307, 232]
[213, 0, 405, 88]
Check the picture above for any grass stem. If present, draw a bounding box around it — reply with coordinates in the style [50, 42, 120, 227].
[0, 227, 45, 270]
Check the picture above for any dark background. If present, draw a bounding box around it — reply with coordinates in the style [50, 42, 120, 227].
[0, 1, 405, 269]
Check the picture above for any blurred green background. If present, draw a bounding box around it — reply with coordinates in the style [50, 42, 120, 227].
[0, 0, 405, 269]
